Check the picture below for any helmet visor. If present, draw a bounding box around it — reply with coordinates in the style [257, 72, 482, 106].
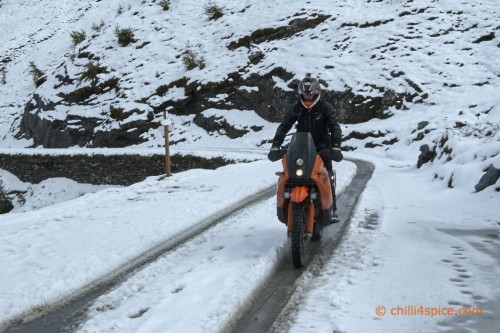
[302, 90, 319, 100]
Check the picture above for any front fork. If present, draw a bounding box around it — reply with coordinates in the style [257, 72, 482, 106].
[287, 186, 315, 236]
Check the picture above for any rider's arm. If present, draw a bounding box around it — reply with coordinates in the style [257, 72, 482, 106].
[271, 104, 299, 147]
[324, 102, 342, 147]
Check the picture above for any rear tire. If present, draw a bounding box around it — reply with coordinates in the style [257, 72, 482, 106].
[291, 203, 307, 268]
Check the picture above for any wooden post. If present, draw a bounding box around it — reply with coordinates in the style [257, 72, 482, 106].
[0, 67, 5, 85]
[163, 110, 172, 177]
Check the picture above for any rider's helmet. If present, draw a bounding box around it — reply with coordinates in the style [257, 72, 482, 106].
[298, 74, 321, 109]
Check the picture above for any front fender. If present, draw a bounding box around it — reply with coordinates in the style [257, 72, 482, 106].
[290, 186, 309, 203]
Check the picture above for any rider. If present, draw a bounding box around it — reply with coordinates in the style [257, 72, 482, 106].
[268, 74, 343, 218]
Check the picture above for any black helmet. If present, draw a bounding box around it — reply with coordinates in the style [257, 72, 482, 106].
[298, 74, 321, 109]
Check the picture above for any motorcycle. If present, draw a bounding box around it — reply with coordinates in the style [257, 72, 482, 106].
[274, 132, 335, 268]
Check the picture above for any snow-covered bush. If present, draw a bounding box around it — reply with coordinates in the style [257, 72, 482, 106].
[28, 62, 45, 87]
[159, 0, 170, 11]
[204, 2, 223, 21]
[0, 181, 13, 214]
[70, 30, 86, 47]
[91, 20, 105, 32]
[182, 43, 206, 70]
[79, 62, 108, 84]
[114, 27, 135, 47]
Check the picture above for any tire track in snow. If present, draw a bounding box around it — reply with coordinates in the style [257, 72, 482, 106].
[2, 185, 276, 333]
[3, 159, 365, 333]
[225, 159, 374, 333]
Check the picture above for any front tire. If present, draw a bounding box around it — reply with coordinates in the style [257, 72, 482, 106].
[291, 203, 307, 268]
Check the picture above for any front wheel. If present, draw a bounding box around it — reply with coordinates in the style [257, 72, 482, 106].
[291, 203, 307, 268]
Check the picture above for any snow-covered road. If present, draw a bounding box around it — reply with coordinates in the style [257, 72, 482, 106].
[1, 154, 499, 333]
[74, 160, 362, 333]
[0, 160, 356, 332]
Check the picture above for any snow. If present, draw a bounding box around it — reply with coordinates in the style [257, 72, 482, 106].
[0, 159, 355, 331]
[0, 168, 116, 213]
[277, 155, 500, 333]
[1, 154, 498, 332]
[0, 0, 499, 332]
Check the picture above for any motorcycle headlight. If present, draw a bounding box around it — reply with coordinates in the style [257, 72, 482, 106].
[296, 168, 304, 177]
[296, 158, 304, 167]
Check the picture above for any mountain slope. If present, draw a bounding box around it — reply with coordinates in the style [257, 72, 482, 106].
[0, 0, 499, 192]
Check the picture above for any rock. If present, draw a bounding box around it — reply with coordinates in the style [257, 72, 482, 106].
[18, 94, 159, 148]
[228, 14, 331, 50]
[248, 51, 264, 65]
[417, 121, 429, 130]
[415, 132, 425, 141]
[417, 144, 436, 168]
[474, 166, 500, 192]
[193, 113, 249, 139]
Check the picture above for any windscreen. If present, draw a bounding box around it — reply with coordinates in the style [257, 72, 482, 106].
[286, 132, 317, 180]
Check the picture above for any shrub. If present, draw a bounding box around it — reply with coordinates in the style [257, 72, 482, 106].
[28, 62, 46, 87]
[159, 0, 170, 11]
[0, 181, 13, 214]
[117, 4, 124, 15]
[197, 57, 206, 69]
[91, 20, 105, 32]
[204, 1, 224, 21]
[70, 30, 86, 47]
[80, 62, 108, 83]
[115, 27, 135, 47]
[182, 44, 206, 70]
[110, 105, 124, 119]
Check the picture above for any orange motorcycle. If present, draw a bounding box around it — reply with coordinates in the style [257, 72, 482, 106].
[274, 132, 335, 268]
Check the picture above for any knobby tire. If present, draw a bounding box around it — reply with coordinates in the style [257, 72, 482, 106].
[291, 202, 306, 268]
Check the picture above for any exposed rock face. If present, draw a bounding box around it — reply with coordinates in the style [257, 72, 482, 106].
[193, 113, 252, 139]
[474, 166, 500, 192]
[227, 14, 331, 50]
[19, 94, 160, 148]
[20, 94, 99, 148]
[18, 67, 412, 148]
[151, 67, 412, 125]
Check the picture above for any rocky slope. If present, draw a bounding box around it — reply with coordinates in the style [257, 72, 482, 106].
[1, 0, 499, 192]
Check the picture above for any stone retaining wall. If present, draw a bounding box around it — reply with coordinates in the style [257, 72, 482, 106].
[0, 153, 232, 185]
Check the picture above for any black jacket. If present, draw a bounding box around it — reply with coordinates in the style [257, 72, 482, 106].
[272, 100, 342, 150]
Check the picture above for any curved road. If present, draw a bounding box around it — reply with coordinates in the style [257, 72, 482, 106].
[225, 159, 374, 333]
[5, 159, 373, 333]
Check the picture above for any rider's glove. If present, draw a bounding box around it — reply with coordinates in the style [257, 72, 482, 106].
[268, 144, 282, 162]
[330, 146, 343, 162]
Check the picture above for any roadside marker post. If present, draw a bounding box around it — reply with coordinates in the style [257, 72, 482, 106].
[163, 110, 172, 177]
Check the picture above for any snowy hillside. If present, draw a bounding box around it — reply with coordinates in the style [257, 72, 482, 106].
[1, 0, 499, 194]
[0, 1, 499, 332]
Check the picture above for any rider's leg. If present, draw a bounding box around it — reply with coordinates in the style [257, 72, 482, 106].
[320, 156, 338, 222]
